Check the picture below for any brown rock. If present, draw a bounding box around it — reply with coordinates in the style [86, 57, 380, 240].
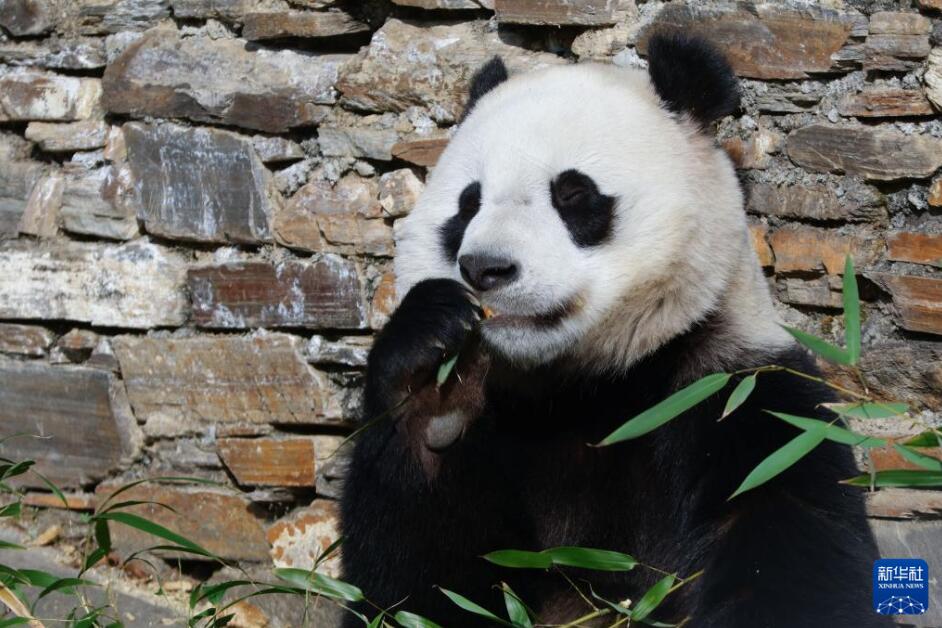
[378, 168, 424, 218]
[923, 48, 942, 110]
[370, 271, 397, 329]
[113, 333, 324, 435]
[0, 148, 45, 235]
[60, 166, 139, 241]
[103, 30, 348, 133]
[838, 89, 935, 118]
[319, 215, 395, 256]
[887, 232, 942, 267]
[787, 125, 942, 181]
[870, 441, 942, 471]
[930, 177, 942, 207]
[0, 0, 54, 35]
[337, 19, 563, 123]
[0, 240, 187, 328]
[267, 500, 342, 577]
[393, 0, 483, 8]
[0, 363, 141, 488]
[870, 273, 942, 335]
[748, 223, 773, 268]
[73, 0, 171, 35]
[917, 0, 942, 9]
[56, 328, 99, 363]
[391, 137, 449, 167]
[495, 0, 618, 25]
[217, 437, 316, 487]
[251, 135, 304, 164]
[170, 0, 248, 20]
[95, 484, 269, 561]
[869, 11, 932, 36]
[867, 489, 942, 519]
[779, 276, 843, 308]
[821, 341, 942, 410]
[124, 123, 275, 244]
[17, 173, 62, 238]
[23, 491, 95, 511]
[188, 258, 366, 329]
[242, 10, 369, 40]
[0, 70, 101, 121]
[24, 120, 109, 152]
[769, 227, 882, 274]
[747, 183, 885, 223]
[637, 3, 858, 80]
[863, 34, 931, 71]
[722, 128, 783, 170]
[0, 323, 54, 357]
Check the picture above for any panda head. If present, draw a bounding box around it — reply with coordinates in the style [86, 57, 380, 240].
[395, 34, 789, 372]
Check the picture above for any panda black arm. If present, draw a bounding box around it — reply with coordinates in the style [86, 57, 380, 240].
[339, 279, 521, 625]
[665, 348, 890, 627]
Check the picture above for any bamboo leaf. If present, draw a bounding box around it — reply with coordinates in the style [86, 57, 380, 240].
[730, 427, 827, 499]
[892, 444, 942, 471]
[780, 326, 852, 365]
[843, 256, 861, 365]
[94, 512, 210, 556]
[30, 472, 68, 510]
[0, 541, 24, 551]
[436, 354, 459, 387]
[94, 519, 111, 553]
[16, 570, 57, 589]
[721, 375, 756, 420]
[482, 550, 551, 569]
[394, 611, 443, 628]
[599, 374, 731, 445]
[0, 503, 21, 518]
[0, 581, 38, 628]
[35, 578, 96, 602]
[501, 583, 532, 628]
[843, 470, 942, 487]
[272, 568, 363, 602]
[543, 547, 638, 572]
[824, 402, 909, 420]
[768, 412, 885, 448]
[903, 430, 942, 448]
[438, 588, 513, 627]
[631, 575, 675, 622]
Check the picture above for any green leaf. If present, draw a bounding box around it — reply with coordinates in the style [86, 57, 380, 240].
[721, 374, 756, 420]
[599, 374, 731, 445]
[844, 470, 942, 487]
[0, 541, 24, 550]
[17, 569, 59, 589]
[438, 588, 513, 627]
[35, 577, 96, 601]
[95, 519, 111, 552]
[94, 512, 210, 556]
[892, 444, 942, 471]
[842, 256, 861, 365]
[903, 430, 942, 448]
[0, 502, 21, 518]
[368, 612, 385, 628]
[83, 547, 109, 572]
[394, 611, 444, 628]
[190, 580, 252, 608]
[631, 575, 675, 622]
[272, 568, 363, 602]
[768, 412, 885, 448]
[436, 354, 459, 387]
[731, 427, 827, 499]
[824, 402, 909, 420]
[483, 550, 552, 569]
[0, 618, 31, 627]
[501, 583, 532, 628]
[0, 461, 33, 482]
[95, 476, 222, 513]
[780, 325, 852, 365]
[314, 536, 344, 569]
[543, 547, 638, 572]
[31, 471, 69, 510]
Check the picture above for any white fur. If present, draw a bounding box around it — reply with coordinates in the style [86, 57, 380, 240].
[395, 63, 791, 372]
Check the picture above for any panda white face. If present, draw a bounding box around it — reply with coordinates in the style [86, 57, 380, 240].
[395, 43, 789, 371]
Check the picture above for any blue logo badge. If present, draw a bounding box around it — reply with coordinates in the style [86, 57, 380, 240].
[873, 558, 929, 615]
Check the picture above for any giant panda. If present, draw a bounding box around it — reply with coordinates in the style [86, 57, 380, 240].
[340, 34, 888, 628]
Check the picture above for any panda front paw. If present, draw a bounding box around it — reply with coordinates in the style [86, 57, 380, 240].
[365, 278, 483, 417]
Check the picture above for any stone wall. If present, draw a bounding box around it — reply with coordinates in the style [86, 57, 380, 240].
[1, 0, 941, 625]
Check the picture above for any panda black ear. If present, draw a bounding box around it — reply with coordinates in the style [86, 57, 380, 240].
[645, 32, 740, 129]
[461, 56, 508, 121]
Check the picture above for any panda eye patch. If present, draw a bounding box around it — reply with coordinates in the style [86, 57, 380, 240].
[550, 170, 615, 248]
[458, 181, 482, 218]
[439, 181, 482, 262]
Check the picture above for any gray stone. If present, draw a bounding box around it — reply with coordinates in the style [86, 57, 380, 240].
[337, 18, 564, 123]
[73, 0, 170, 35]
[747, 182, 886, 223]
[925, 48, 942, 111]
[0, 147, 44, 235]
[0, 240, 187, 328]
[495, 0, 619, 25]
[60, 166, 139, 240]
[123, 122, 276, 244]
[787, 125, 942, 181]
[170, 0, 250, 20]
[393, 0, 482, 7]
[318, 125, 399, 161]
[0, 0, 54, 35]
[17, 173, 62, 238]
[103, 30, 349, 132]
[0, 38, 106, 69]
[0, 70, 101, 121]
[306, 334, 371, 367]
[871, 520, 942, 626]
[0, 362, 142, 488]
[252, 134, 304, 164]
[378, 168, 424, 218]
[0, 323, 54, 357]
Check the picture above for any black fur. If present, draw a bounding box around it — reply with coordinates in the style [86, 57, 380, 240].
[550, 169, 616, 247]
[439, 181, 482, 262]
[461, 56, 509, 121]
[646, 32, 740, 128]
[340, 280, 888, 627]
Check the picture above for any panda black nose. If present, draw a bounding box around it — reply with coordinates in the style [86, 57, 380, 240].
[458, 253, 519, 292]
